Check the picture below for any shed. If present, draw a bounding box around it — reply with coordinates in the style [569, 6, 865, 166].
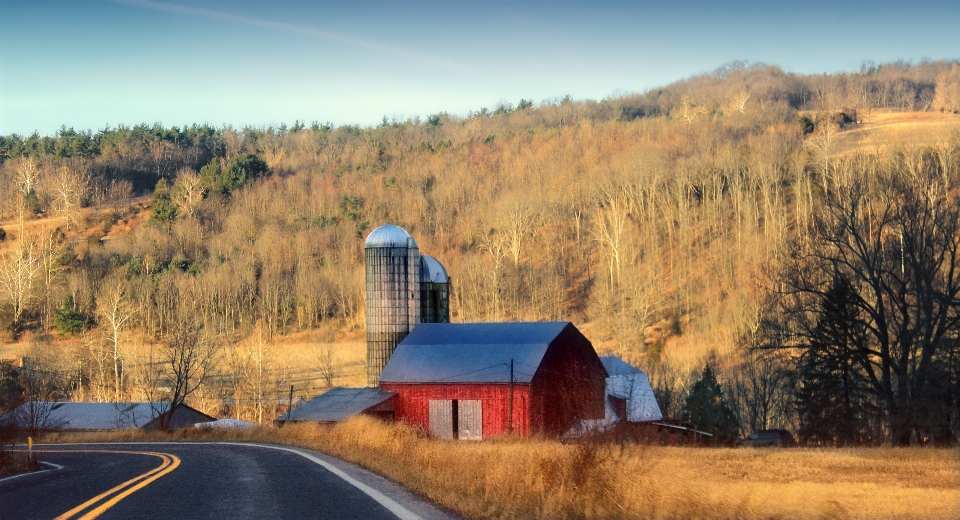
[599, 356, 663, 423]
[0, 401, 215, 432]
[274, 387, 396, 424]
[378, 321, 607, 439]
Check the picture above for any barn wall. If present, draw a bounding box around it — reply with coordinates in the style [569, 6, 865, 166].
[380, 383, 531, 438]
[143, 406, 214, 431]
[531, 325, 607, 436]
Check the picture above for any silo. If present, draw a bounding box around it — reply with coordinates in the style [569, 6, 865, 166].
[365, 224, 421, 386]
[419, 255, 451, 324]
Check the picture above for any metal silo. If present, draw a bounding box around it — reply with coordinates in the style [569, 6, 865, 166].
[419, 255, 451, 324]
[365, 224, 421, 386]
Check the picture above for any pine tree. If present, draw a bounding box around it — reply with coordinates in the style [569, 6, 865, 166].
[54, 295, 88, 336]
[797, 275, 878, 445]
[149, 178, 177, 223]
[681, 364, 740, 444]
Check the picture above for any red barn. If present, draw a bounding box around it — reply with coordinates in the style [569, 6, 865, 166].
[378, 322, 607, 439]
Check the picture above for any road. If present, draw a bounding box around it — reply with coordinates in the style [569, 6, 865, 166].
[0, 442, 461, 520]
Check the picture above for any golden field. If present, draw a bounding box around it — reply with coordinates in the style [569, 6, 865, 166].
[42, 416, 960, 520]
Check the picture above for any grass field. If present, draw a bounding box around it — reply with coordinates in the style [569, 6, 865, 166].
[834, 109, 960, 154]
[39, 417, 960, 520]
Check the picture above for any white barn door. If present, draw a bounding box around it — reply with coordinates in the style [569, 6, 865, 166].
[429, 400, 454, 439]
[458, 400, 483, 440]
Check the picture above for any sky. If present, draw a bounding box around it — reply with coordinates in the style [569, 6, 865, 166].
[1, 0, 958, 136]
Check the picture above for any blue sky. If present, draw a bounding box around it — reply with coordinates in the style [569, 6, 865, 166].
[1, 0, 958, 136]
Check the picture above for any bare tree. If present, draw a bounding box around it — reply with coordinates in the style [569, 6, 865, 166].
[244, 324, 271, 424]
[724, 90, 751, 115]
[933, 67, 960, 113]
[314, 341, 336, 390]
[592, 191, 628, 288]
[97, 278, 133, 402]
[810, 119, 840, 185]
[477, 229, 509, 320]
[502, 202, 540, 267]
[172, 169, 205, 219]
[13, 349, 70, 436]
[0, 235, 41, 329]
[51, 165, 89, 230]
[13, 157, 40, 200]
[725, 349, 796, 434]
[677, 96, 708, 124]
[158, 310, 216, 430]
[762, 151, 960, 445]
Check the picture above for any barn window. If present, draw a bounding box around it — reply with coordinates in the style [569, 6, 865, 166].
[428, 399, 482, 440]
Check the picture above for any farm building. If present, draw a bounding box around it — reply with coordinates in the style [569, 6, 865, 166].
[565, 355, 664, 438]
[378, 321, 608, 439]
[0, 402, 214, 432]
[284, 225, 650, 441]
[275, 387, 396, 424]
[599, 355, 663, 423]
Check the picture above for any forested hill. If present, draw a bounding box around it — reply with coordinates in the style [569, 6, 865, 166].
[1, 59, 959, 390]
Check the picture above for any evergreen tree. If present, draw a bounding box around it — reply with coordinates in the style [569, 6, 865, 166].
[54, 295, 88, 336]
[149, 178, 177, 223]
[198, 154, 268, 194]
[199, 157, 224, 194]
[681, 364, 740, 444]
[223, 153, 268, 192]
[798, 275, 880, 445]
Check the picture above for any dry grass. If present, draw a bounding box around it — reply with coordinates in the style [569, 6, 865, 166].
[833, 109, 960, 155]
[42, 417, 959, 519]
[0, 449, 40, 478]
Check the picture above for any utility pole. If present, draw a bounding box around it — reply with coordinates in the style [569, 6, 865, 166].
[286, 384, 294, 423]
[508, 359, 514, 434]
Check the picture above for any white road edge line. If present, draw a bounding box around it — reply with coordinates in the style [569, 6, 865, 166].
[219, 442, 423, 520]
[36, 442, 424, 520]
[0, 461, 64, 484]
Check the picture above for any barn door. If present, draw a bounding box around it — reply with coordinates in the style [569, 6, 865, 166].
[457, 400, 482, 440]
[429, 400, 454, 439]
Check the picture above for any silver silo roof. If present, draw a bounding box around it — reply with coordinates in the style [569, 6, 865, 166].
[365, 224, 418, 249]
[420, 255, 449, 283]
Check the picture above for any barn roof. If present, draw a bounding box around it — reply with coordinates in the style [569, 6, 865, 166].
[599, 356, 663, 422]
[378, 322, 574, 384]
[281, 387, 396, 422]
[1, 402, 176, 430]
[600, 355, 642, 376]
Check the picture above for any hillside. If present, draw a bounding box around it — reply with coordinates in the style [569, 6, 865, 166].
[1, 60, 959, 425]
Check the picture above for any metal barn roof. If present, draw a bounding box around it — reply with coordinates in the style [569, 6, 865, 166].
[600, 356, 663, 422]
[600, 355, 642, 376]
[1, 402, 173, 430]
[365, 224, 418, 249]
[281, 387, 396, 422]
[378, 322, 574, 384]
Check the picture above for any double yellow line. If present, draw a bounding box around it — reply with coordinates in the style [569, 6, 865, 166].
[38, 450, 181, 520]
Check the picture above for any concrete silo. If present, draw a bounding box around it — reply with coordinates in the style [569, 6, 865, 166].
[365, 225, 421, 386]
[419, 255, 451, 324]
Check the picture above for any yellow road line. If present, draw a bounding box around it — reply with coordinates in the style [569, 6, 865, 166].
[32, 450, 181, 520]
[76, 453, 180, 520]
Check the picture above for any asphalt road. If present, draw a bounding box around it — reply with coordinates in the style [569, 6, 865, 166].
[0, 442, 462, 520]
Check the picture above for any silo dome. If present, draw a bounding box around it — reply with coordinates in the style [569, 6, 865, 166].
[365, 224, 418, 249]
[420, 255, 449, 283]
